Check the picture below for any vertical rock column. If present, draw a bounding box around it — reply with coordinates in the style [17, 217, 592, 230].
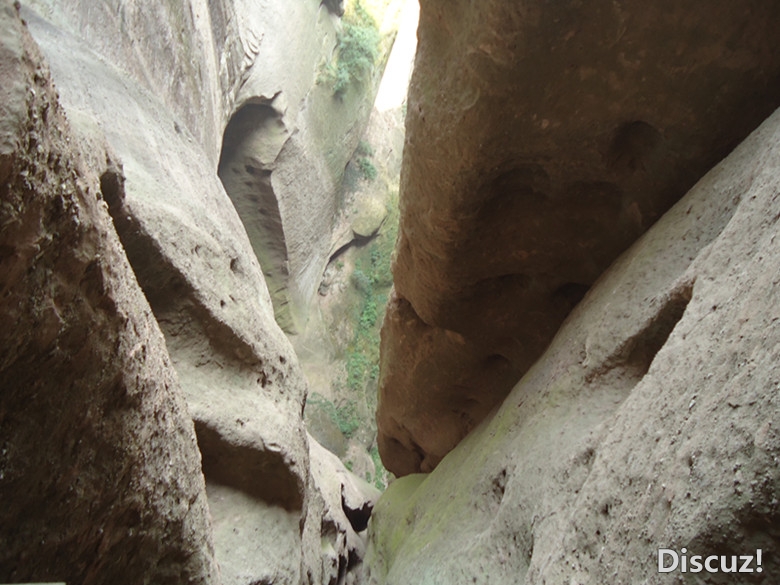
[0, 5, 217, 584]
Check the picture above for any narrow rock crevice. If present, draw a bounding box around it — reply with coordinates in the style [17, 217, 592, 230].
[341, 484, 373, 532]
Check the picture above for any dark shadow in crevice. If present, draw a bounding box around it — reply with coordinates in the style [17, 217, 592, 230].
[341, 484, 372, 532]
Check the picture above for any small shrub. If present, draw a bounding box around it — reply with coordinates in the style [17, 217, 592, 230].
[346, 350, 370, 391]
[335, 400, 360, 437]
[307, 392, 360, 438]
[352, 268, 372, 295]
[357, 140, 374, 157]
[358, 297, 378, 333]
[327, 1, 380, 97]
[369, 444, 388, 490]
[342, 161, 362, 193]
[357, 156, 377, 181]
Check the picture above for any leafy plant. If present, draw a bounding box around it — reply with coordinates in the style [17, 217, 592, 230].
[346, 350, 371, 391]
[369, 444, 389, 490]
[356, 140, 374, 157]
[343, 190, 399, 395]
[357, 156, 377, 181]
[325, 1, 380, 97]
[335, 400, 360, 437]
[359, 297, 378, 332]
[351, 268, 372, 295]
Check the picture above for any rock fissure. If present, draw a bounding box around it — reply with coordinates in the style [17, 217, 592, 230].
[6, 0, 780, 583]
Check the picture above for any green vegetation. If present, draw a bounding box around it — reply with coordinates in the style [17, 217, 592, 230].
[344, 192, 398, 394]
[354, 139, 377, 182]
[323, 1, 380, 97]
[369, 444, 389, 490]
[307, 391, 361, 438]
[357, 156, 378, 181]
[357, 140, 374, 157]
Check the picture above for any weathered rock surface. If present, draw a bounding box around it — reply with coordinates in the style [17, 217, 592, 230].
[309, 437, 382, 584]
[23, 0, 235, 161]
[366, 106, 780, 584]
[216, 1, 397, 334]
[9, 1, 383, 583]
[378, 0, 780, 475]
[26, 0, 391, 336]
[0, 5, 217, 583]
[216, 0, 347, 333]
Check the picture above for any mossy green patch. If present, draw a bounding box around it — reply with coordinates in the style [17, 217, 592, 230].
[357, 156, 378, 181]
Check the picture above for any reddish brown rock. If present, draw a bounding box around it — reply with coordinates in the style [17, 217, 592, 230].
[378, 0, 780, 475]
[366, 100, 780, 585]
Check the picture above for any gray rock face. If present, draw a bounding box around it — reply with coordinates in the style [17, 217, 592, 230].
[22, 0, 235, 161]
[216, 0, 381, 333]
[377, 0, 780, 476]
[0, 5, 217, 583]
[26, 0, 379, 335]
[309, 437, 382, 585]
[365, 107, 780, 584]
[5, 1, 382, 583]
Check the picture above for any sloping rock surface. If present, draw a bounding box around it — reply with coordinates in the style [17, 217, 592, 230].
[377, 0, 780, 475]
[0, 5, 217, 583]
[366, 106, 780, 584]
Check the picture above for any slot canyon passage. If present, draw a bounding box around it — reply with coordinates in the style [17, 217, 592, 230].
[2, 0, 780, 583]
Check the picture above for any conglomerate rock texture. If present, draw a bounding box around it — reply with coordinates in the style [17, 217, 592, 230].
[366, 102, 780, 585]
[377, 0, 780, 476]
[0, 5, 217, 582]
[2, 1, 381, 583]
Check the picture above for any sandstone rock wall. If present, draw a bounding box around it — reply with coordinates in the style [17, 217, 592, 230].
[0, 5, 217, 582]
[3, 1, 381, 583]
[217, 1, 400, 334]
[217, 0, 349, 333]
[23, 0, 236, 161]
[26, 0, 390, 334]
[366, 103, 780, 585]
[377, 0, 780, 476]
